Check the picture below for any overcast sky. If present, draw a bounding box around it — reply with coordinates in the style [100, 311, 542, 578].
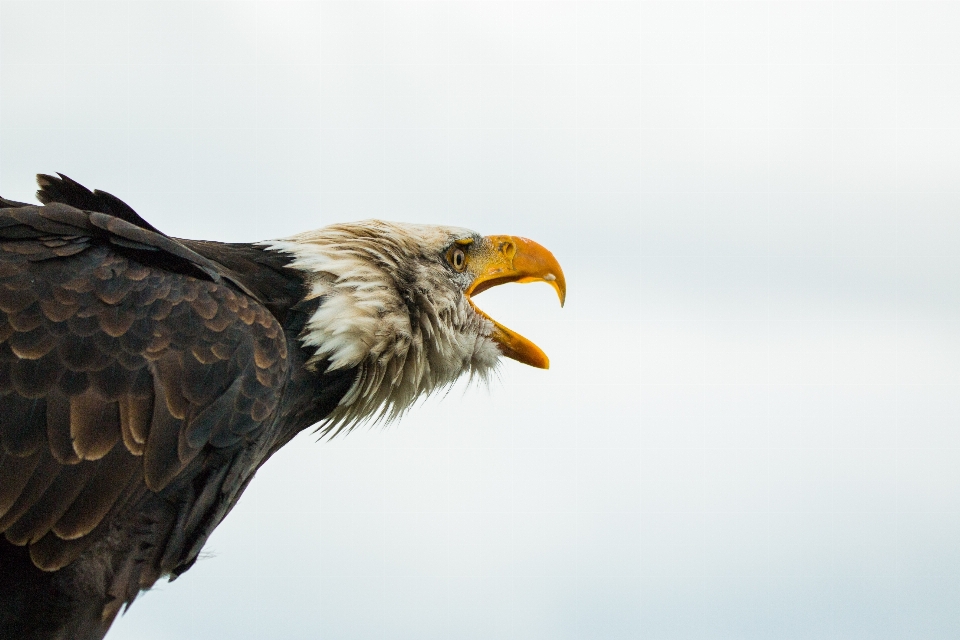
[3, 2, 960, 639]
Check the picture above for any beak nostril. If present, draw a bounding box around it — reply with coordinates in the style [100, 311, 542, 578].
[500, 241, 517, 258]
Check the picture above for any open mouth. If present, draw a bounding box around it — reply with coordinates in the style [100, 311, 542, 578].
[465, 235, 566, 369]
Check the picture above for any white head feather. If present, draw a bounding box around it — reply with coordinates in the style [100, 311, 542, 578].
[262, 220, 501, 432]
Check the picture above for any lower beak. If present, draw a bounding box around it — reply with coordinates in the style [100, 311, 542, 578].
[465, 236, 566, 369]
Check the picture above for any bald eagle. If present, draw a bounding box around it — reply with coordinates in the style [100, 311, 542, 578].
[0, 174, 565, 640]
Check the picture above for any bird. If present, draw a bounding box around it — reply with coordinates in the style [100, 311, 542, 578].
[0, 174, 565, 640]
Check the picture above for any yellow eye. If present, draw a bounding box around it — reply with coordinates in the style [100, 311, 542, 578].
[448, 247, 467, 272]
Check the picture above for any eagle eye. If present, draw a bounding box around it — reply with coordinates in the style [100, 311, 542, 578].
[447, 247, 467, 272]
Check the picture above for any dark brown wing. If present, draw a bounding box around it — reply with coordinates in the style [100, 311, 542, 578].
[35, 172, 164, 235]
[0, 200, 288, 593]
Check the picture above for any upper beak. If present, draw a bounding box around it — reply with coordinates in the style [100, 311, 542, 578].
[465, 235, 566, 369]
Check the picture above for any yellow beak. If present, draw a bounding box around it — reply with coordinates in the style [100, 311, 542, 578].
[465, 235, 566, 369]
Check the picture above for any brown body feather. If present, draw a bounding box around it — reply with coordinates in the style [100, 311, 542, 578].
[0, 176, 357, 640]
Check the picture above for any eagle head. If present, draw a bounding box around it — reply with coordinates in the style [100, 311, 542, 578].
[264, 221, 566, 429]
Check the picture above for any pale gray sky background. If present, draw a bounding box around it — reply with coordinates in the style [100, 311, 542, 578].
[2, 1, 960, 639]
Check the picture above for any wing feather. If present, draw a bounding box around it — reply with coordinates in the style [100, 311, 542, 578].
[10, 352, 60, 397]
[118, 394, 150, 455]
[46, 389, 79, 464]
[0, 451, 43, 517]
[0, 395, 46, 456]
[0, 191, 291, 594]
[69, 391, 121, 461]
[30, 519, 107, 572]
[52, 444, 140, 540]
[0, 454, 60, 531]
[3, 459, 99, 545]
